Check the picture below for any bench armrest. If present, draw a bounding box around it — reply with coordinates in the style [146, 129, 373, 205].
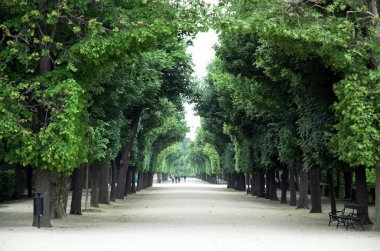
[329, 210, 343, 216]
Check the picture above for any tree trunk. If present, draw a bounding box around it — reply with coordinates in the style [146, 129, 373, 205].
[13, 165, 22, 199]
[149, 173, 154, 187]
[289, 165, 297, 206]
[109, 160, 117, 202]
[27, 166, 33, 198]
[281, 165, 288, 204]
[50, 172, 69, 219]
[246, 173, 250, 192]
[297, 167, 309, 209]
[327, 168, 336, 213]
[145, 173, 150, 188]
[124, 170, 129, 196]
[336, 169, 345, 199]
[239, 173, 246, 191]
[251, 171, 257, 196]
[227, 173, 231, 188]
[267, 168, 278, 201]
[115, 108, 142, 199]
[258, 171, 265, 197]
[125, 168, 133, 195]
[70, 166, 84, 215]
[90, 164, 99, 208]
[131, 171, 136, 193]
[265, 171, 270, 199]
[142, 173, 147, 189]
[344, 170, 353, 200]
[367, 0, 379, 16]
[310, 168, 322, 213]
[355, 166, 372, 225]
[373, 167, 380, 230]
[84, 166, 89, 210]
[146, 173, 149, 188]
[32, 169, 52, 228]
[98, 161, 110, 204]
[32, 1, 52, 228]
[137, 172, 143, 191]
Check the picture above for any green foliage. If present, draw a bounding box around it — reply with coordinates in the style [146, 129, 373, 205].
[0, 77, 87, 172]
[331, 71, 380, 167]
[212, 0, 380, 170]
[0, 0, 210, 176]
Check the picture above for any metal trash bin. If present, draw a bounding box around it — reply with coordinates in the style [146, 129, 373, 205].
[234, 181, 239, 189]
[33, 193, 43, 228]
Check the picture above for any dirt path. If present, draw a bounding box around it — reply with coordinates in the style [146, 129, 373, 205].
[1, 178, 379, 251]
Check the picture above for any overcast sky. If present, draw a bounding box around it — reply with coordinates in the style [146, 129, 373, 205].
[184, 29, 219, 141]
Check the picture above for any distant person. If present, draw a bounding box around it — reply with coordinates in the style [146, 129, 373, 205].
[184, 176, 186, 182]
[171, 175, 174, 183]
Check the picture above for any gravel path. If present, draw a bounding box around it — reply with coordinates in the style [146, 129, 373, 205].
[0, 178, 379, 251]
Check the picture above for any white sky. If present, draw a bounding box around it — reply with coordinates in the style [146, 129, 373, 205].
[184, 29, 219, 141]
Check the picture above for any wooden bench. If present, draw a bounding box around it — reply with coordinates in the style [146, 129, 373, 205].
[329, 203, 364, 230]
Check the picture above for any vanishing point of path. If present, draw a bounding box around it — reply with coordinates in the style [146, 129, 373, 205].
[1, 178, 379, 251]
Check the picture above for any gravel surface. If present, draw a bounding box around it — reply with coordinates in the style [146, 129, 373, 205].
[1, 178, 379, 251]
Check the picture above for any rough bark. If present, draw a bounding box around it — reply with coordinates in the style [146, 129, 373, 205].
[32, 169, 52, 228]
[109, 160, 117, 202]
[70, 166, 84, 215]
[289, 165, 297, 206]
[98, 161, 110, 204]
[50, 172, 69, 219]
[280, 165, 288, 204]
[297, 167, 309, 209]
[309, 168, 322, 213]
[90, 164, 99, 208]
[373, 167, 380, 231]
[327, 168, 336, 213]
[115, 108, 142, 199]
[355, 166, 372, 225]
[367, 0, 379, 16]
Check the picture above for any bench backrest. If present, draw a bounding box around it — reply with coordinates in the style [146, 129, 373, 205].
[343, 203, 363, 216]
